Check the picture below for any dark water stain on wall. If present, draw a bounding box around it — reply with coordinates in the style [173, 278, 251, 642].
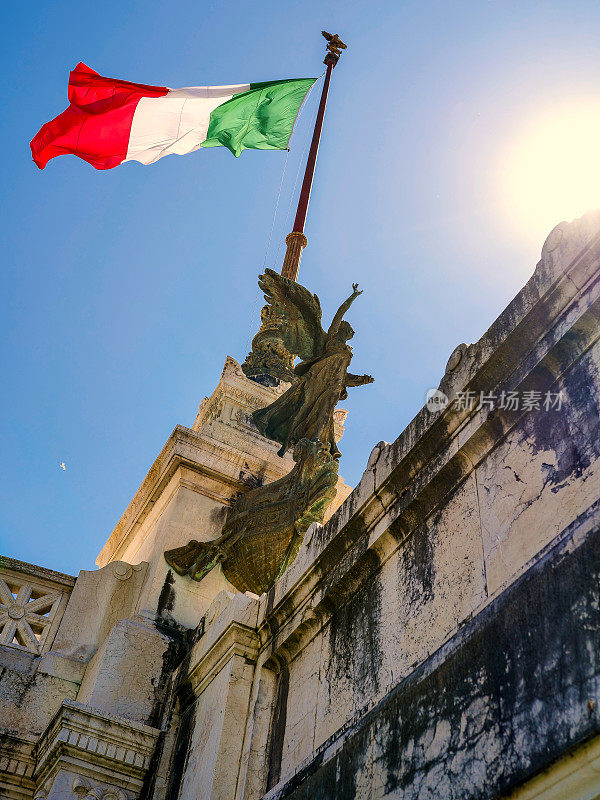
[267, 665, 290, 791]
[139, 617, 205, 800]
[324, 563, 384, 735]
[157, 569, 176, 618]
[398, 515, 436, 605]
[528, 347, 600, 489]
[160, 684, 198, 800]
[268, 513, 600, 800]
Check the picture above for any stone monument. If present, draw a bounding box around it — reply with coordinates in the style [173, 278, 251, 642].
[1, 211, 600, 800]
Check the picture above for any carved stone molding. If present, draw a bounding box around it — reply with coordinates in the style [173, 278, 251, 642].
[34, 700, 159, 798]
[72, 776, 130, 799]
[187, 593, 261, 698]
[111, 563, 143, 582]
[0, 734, 36, 800]
[193, 355, 290, 436]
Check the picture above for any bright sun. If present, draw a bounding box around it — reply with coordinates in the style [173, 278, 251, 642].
[503, 101, 600, 237]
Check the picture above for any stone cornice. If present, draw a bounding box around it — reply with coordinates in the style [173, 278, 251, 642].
[0, 557, 75, 589]
[34, 700, 160, 790]
[0, 732, 36, 800]
[187, 622, 261, 698]
[193, 355, 289, 432]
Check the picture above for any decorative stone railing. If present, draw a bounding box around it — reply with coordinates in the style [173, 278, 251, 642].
[0, 557, 75, 655]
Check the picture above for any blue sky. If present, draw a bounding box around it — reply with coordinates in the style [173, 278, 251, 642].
[2, 0, 599, 575]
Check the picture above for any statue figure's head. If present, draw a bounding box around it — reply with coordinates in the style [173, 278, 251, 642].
[338, 320, 355, 342]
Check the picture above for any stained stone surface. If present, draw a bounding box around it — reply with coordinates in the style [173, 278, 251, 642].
[478, 339, 600, 595]
[311, 472, 487, 761]
[264, 509, 600, 800]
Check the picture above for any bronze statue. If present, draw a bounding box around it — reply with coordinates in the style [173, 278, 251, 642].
[164, 270, 372, 595]
[252, 269, 374, 459]
[164, 438, 338, 595]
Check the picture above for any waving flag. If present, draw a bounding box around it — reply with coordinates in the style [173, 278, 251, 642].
[31, 63, 317, 169]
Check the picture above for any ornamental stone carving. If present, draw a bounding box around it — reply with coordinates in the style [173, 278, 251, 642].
[0, 576, 63, 654]
[72, 776, 130, 799]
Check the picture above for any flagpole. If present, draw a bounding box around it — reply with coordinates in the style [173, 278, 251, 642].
[281, 32, 347, 281]
[242, 32, 347, 384]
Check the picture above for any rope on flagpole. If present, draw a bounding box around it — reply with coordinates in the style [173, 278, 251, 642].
[264, 73, 322, 270]
[243, 148, 290, 354]
[263, 150, 290, 269]
[276, 115, 312, 266]
[242, 74, 323, 355]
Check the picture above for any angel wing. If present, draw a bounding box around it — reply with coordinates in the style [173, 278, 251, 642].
[258, 269, 326, 361]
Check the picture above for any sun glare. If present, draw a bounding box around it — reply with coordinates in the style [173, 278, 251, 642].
[503, 102, 600, 238]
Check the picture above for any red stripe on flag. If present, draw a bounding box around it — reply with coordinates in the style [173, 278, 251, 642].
[30, 63, 168, 170]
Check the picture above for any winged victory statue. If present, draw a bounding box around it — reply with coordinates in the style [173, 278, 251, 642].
[164, 270, 373, 595]
[252, 268, 374, 459]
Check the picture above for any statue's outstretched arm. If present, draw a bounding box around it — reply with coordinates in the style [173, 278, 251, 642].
[328, 283, 363, 336]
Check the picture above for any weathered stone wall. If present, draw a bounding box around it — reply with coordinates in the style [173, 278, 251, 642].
[268, 335, 600, 792]
[267, 504, 600, 800]
[0, 559, 78, 743]
[0, 559, 175, 799]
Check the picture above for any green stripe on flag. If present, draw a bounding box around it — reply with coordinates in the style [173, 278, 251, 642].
[201, 78, 317, 157]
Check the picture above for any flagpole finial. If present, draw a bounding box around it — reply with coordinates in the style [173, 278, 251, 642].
[321, 31, 347, 67]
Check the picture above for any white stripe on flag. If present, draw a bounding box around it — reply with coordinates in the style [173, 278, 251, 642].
[125, 84, 250, 165]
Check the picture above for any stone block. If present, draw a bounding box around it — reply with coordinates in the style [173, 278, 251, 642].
[177, 654, 256, 800]
[311, 473, 486, 753]
[36, 651, 86, 684]
[0, 733, 35, 800]
[76, 614, 176, 727]
[52, 561, 147, 663]
[279, 635, 323, 784]
[0, 663, 78, 738]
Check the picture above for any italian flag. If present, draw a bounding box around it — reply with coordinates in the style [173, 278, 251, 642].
[31, 63, 317, 170]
